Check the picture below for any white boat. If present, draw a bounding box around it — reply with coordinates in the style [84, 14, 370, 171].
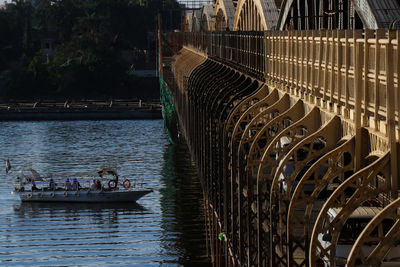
[12, 168, 153, 203]
[14, 188, 153, 203]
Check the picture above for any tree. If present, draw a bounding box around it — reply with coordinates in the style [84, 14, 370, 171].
[1, 0, 181, 98]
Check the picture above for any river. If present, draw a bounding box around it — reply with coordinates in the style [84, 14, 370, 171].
[0, 120, 209, 266]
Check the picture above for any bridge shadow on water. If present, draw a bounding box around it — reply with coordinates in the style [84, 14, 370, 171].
[160, 143, 211, 266]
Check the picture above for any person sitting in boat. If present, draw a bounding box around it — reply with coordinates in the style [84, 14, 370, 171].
[90, 180, 98, 191]
[96, 180, 102, 190]
[49, 178, 55, 190]
[31, 180, 39, 191]
[72, 178, 80, 191]
[65, 179, 72, 190]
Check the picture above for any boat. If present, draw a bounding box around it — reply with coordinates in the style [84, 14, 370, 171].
[11, 167, 153, 203]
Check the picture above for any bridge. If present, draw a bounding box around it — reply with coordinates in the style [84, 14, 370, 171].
[159, 1, 400, 266]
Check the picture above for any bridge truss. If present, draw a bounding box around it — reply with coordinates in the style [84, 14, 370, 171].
[160, 28, 400, 266]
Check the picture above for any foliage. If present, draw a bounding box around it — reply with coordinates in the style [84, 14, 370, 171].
[0, 0, 180, 99]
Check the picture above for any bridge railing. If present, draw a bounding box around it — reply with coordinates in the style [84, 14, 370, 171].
[165, 31, 266, 80]
[265, 30, 400, 137]
[164, 30, 400, 140]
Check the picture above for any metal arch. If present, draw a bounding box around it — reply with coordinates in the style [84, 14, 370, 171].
[218, 80, 260, 124]
[172, 51, 207, 145]
[237, 94, 290, 156]
[199, 67, 242, 152]
[242, 100, 306, 266]
[276, 0, 375, 30]
[246, 100, 305, 175]
[188, 61, 223, 119]
[218, 80, 263, 161]
[187, 60, 215, 154]
[198, 68, 242, 171]
[195, 65, 245, 263]
[225, 85, 275, 190]
[212, 0, 235, 31]
[220, 83, 271, 264]
[256, 107, 321, 266]
[257, 107, 322, 186]
[202, 72, 255, 263]
[233, 0, 279, 30]
[227, 88, 279, 262]
[269, 116, 342, 266]
[191, 63, 231, 162]
[206, 75, 254, 259]
[309, 152, 391, 267]
[200, 5, 213, 32]
[234, 0, 255, 30]
[187, 60, 214, 114]
[173, 48, 207, 91]
[225, 85, 270, 136]
[230, 93, 290, 263]
[208, 75, 254, 156]
[195, 66, 237, 157]
[214, 79, 260, 211]
[287, 136, 356, 267]
[210, 78, 261, 267]
[228, 88, 280, 187]
[228, 88, 279, 149]
[193, 64, 233, 183]
[235, 93, 291, 203]
[188, 60, 216, 96]
[201, 70, 245, 188]
[228, 88, 280, 188]
[347, 197, 400, 266]
[214, 8, 227, 32]
[188, 61, 222, 120]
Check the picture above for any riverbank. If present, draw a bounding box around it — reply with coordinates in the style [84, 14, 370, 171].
[0, 99, 162, 120]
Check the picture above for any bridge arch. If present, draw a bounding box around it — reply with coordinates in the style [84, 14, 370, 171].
[309, 152, 391, 266]
[201, 4, 214, 31]
[184, 13, 193, 32]
[233, 0, 280, 30]
[347, 197, 400, 266]
[277, 0, 400, 30]
[212, 0, 235, 31]
[192, 10, 202, 32]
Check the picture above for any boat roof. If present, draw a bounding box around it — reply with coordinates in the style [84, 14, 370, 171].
[97, 168, 118, 177]
[328, 206, 383, 219]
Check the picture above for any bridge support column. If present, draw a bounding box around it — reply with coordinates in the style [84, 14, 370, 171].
[386, 30, 399, 194]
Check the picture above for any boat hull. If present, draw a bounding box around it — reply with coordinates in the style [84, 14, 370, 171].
[15, 189, 153, 203]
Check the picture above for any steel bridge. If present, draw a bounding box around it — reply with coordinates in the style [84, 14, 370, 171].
[159, 1, 400, 266]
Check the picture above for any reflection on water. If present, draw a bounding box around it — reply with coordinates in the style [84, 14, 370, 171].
[13, 202, 147, 217]
[0, 120, 209, 266]
[160, 144, 209, 266]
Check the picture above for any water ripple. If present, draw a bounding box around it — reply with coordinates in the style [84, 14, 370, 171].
[0, 120, 209, 266]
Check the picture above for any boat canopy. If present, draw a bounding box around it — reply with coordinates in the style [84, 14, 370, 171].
[17, 168, 43, 184]
[97, 168, 119, 179]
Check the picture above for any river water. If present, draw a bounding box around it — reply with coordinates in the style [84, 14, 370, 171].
[0, 120, 209, 266]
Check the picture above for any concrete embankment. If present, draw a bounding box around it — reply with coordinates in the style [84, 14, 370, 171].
[0, 99, 162, 120]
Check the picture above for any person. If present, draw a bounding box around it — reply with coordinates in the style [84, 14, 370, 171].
[90, 179, 98, 190]
[49, 178, 55, 190]
[32, 180, 38, 191]
[96, 180, 102, 190]
[65, 179, 72, 190]
[72, 178, 80, 191]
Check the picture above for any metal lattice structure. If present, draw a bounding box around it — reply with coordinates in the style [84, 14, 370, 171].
[159, 0, 400, 266]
